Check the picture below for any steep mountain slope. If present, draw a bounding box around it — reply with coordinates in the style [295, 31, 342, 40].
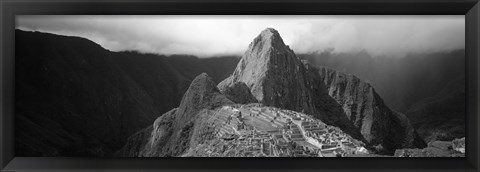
[218, 28, 425, 153]
[405, 75, 465, 142]
[141, 73, 235, 156]
[15, 30, 239, 156]
[299, 49, 465, 142]
[218, 29, 314, 112]
[118, 73, 235, 157]
[316, 67, 425, 151]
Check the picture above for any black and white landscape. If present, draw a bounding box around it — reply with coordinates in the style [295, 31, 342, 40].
[15, 16, 465, 157]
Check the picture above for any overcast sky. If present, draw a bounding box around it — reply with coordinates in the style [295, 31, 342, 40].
[16, 15, 464, 57]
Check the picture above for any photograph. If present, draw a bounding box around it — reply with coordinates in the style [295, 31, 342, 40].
[14, 15, 466, 157]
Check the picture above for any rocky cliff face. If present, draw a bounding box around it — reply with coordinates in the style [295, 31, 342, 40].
[218, 28, 425, 153]
[317, 67, 426, 151]
[218, 28, 317, 115]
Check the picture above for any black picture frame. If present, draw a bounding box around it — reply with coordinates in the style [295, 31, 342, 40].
[1, 0, 479, 171]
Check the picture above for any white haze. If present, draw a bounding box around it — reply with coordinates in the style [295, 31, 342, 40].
[16, 15, 465, 57]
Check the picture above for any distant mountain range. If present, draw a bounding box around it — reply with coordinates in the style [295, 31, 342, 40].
[15, 28, 465, 157]
[15, 30, 238, 156]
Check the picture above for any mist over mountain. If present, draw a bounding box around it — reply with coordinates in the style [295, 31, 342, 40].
[15, 29, 238, 156]
[299, 50, 464, 111]
[17, 15, 464, 58]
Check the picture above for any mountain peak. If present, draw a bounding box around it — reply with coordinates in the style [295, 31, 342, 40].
[219, 28, 311, 109]
[259, 28, 280, 38]
[248, 28, 288, 54]
[176, 73, 232, 126]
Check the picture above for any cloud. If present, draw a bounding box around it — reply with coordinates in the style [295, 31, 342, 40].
[16, 15, 464, 57]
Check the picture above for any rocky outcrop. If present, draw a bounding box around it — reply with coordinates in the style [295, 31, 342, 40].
[218, 28, 425, 153]
[452, 137, 465, 153]
[175, 73, 233, 127]
[119, 73, 234, 157]
[318, 67, 388, 143]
